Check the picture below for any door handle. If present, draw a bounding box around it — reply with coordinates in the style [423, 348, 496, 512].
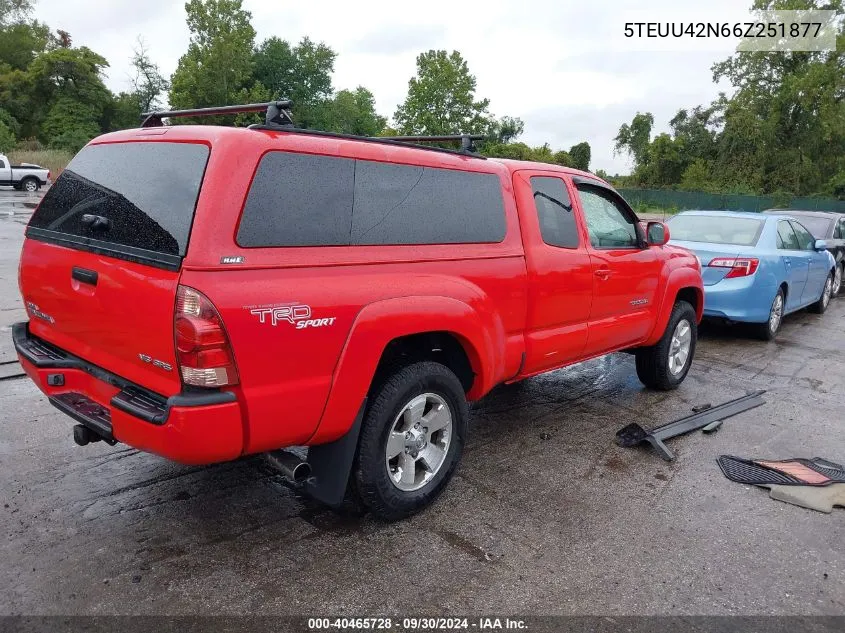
[80, 214, 110, 232]
[783, 257, 791, 266]
[72, 267, 98, 286]
[594, 269, 612, 280]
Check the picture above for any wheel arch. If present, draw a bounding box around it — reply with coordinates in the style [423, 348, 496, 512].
[675, 286, 703, 319]
[644, 268, 704, 346]
[308, 296, 502, 445]
[373, 331, 476, 394]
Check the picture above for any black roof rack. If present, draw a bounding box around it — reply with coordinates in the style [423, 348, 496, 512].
[140, 100, 294, 128]
[140, 100, 485, 157]
[377, 134, 484, 153]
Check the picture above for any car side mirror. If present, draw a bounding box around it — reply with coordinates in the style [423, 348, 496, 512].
[646, 221, 670, 246]
[814, 239, 828, 251]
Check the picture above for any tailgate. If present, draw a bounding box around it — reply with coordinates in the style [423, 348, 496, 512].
[19, 141, 210, 396]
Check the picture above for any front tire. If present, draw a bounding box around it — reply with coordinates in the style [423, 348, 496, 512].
[808, 272, 833, 314]
[352, 361, 467, 521]
[635, 300, 697, 390]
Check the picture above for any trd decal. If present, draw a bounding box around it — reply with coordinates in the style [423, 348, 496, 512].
[246, 303, 336, 329]
[250, 304, 311, 325]
[630, 298, 649, 306]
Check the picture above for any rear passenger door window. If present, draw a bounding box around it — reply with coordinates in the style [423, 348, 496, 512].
[777, 221, 800, 250]
[530, 176, 579, 248]
[576, 185, 638, 248]
[351, 162, 505, 245]
[237, 152, 355, 247]
[790, 221, 816, 250]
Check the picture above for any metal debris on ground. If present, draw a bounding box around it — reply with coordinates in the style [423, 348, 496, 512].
[701, 419, 724, 434]
[615, 390, 766, 461]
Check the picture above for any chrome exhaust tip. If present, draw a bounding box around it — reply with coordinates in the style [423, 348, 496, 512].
[266, 450, 311, 483]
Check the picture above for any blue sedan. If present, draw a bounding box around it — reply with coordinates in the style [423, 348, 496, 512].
[667, 211, 836, 339]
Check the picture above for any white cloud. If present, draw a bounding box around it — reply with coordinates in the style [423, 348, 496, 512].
[31, 0, 744, 173]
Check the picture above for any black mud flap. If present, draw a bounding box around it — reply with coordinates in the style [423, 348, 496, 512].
[304, 399, 367, 506]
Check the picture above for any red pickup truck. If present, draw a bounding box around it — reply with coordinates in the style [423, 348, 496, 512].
[14, 103, 703, 520]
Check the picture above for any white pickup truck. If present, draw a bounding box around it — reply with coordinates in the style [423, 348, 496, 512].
[0, 154, 50, 192]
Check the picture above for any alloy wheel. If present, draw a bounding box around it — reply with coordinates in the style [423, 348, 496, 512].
[667, 319, 692, 376]
[822, 275, 832, 309]
[385, 393, 453, 492]
[769, 293, 784, 334]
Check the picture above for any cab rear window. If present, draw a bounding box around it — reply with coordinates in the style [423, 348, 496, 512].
[27, 142, 209, 269]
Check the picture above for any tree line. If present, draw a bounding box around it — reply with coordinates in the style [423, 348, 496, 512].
[1, 0, 841, 198]
[0, 0, 592, 171]
[614, 0, 843, 198]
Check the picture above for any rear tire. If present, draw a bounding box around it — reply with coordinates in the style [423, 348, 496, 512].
[753, 289, 785, 340]
[635, 300, 697, 391]
[352, 361, 467, 521]
[808, 272, 833, 314]
[832, 262, 843, 297]
[21, 177, 39, 193]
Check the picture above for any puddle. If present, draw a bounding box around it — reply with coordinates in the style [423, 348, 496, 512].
[0, 190, 42, 218]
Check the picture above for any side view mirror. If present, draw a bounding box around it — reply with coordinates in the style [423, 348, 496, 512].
[814, 239, 829, 251]
[646, 221, 670, 246]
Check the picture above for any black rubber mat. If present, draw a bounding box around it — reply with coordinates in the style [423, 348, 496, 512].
[717, 455, 845, 487]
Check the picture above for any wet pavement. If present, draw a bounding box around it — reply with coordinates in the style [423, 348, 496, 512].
[1, 188, 844, 616]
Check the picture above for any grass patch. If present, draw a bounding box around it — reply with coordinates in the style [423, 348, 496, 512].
[8, 149, 73, 178]
[632, 203, 682, 218]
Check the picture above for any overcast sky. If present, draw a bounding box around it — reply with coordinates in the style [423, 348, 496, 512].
[30, 0, 757, 174]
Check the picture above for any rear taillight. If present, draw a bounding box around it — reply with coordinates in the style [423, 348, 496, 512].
[174, 285, 239, 387]
[708, 257, 760, 278]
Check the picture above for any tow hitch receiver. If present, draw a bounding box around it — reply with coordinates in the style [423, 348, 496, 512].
[50, 392, 118, 446]
[616, 390, 766, 461]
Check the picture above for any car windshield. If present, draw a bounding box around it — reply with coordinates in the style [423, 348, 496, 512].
[668, 214, 764, 246]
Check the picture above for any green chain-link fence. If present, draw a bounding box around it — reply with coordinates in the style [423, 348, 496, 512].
[617, 188, 845, 214]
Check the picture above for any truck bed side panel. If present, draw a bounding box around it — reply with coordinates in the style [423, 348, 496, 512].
[181, 255, 527, 453]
